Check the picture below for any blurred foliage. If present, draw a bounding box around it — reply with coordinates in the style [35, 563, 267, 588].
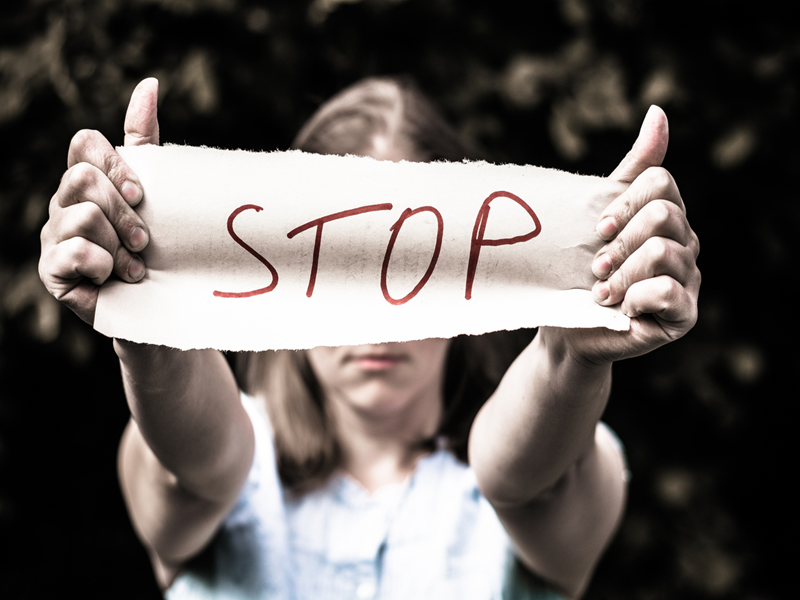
[0, 0, 795, 598]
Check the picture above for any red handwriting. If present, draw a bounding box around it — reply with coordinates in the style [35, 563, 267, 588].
[213, 204, 279, 298]
[216, 192, 541, 304]
[465, 191, 542, 300]
[287, 203, 393, 297]
[381, 206, 444, 306]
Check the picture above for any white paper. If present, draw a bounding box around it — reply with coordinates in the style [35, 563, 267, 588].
[94, 145, 629, 350]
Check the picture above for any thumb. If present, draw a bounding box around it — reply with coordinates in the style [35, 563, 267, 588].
[609, 105, 668, 183]
[124, 78, 160, 147]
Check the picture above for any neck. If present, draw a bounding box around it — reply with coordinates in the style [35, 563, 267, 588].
[327, 389, 442, 493]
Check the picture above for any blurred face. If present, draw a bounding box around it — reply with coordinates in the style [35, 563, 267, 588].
[306, 339, 450, 421]
[304, 138, 446, 424]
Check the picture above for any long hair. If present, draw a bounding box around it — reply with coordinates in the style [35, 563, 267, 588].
[238, 77, 533, 493]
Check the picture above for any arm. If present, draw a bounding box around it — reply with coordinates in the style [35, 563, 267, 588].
[469, 331, 623, 599]
[116, 342, 251, 588]
[469, 106, 700, 599]
[39, 79, 254, 588]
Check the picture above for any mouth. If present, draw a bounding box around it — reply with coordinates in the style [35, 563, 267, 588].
[346, 352, 407, 370]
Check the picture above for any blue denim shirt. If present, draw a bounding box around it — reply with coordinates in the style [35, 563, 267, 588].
[166, 395, 566, 600]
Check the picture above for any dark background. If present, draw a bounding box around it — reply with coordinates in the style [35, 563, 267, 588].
[0, 0, 794, 598]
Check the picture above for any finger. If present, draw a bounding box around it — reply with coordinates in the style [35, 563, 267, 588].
[620, 275, 699, 338]
[592, 199, 696, 279]
[596, 166, 684, 242]
[592, 236, 700, 307]
[54, 162, 149, 253]
[67, 128, 144, 207]
[49, 201, 146, 283]
[59, 281, 100, 325]
[40, 236, 115, 292]
[39, 237, 114, 326]
[124, 78, 160, 147]
[609, 105, 669, 184]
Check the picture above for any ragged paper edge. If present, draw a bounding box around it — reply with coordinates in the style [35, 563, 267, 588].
[97, 146, 631, 351]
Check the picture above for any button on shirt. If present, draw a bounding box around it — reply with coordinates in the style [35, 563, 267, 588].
[167, 395, 565, 600]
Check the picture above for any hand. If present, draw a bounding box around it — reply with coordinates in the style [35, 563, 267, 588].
[39, 78, 160, 324]
[543, 105, 701, 365]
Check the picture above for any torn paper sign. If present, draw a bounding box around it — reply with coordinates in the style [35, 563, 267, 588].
[94, 145, 629, 351]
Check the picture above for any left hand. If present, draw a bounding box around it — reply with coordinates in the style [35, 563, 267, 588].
[543, 105, 701, 365]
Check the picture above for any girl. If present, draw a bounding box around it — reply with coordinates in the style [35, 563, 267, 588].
[39, 78, 700, 599]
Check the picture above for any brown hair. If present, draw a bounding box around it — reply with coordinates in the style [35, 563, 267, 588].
[292, 76, 477, 162]
[238, 77, 532, 493]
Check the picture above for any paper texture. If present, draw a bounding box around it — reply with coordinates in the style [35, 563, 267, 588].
[94, 145, 629, 350]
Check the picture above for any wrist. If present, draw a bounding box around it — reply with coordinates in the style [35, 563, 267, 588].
[114, 337, 175, 365]
[536, 327, 613, 381]
[113, 338, 201, 388]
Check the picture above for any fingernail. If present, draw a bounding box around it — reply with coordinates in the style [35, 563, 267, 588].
[129, 226, 148, 251]
[121, 180, 142, 203]
[597, 217, 617, 239]
[593, 281, 610, 304]
[592, 253, 612, 279]
[128, 257, 145, 281]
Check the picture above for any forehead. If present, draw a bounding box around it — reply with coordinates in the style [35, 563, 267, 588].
[367, 135, 425, 163]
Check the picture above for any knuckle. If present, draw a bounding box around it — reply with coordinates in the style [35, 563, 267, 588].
[678, 251, 694, 279]
[649, 199, 691, 244]
[675, 211, 692, 240]
[38, 243, 55, 276]
[79, 201, 108, 231]
[686, 258, 702, 287]
[76, 239, 113, 279]
[68, 129, 105, 166]
[40, 215, 64, 249]
[56, 237, 90, 277]
[68, 161, 100, 193]
[649, 199, 673, 228]
[645, 166, 674, 193]
[690, 231, 700, 258]
[70, 128, 98, 150]
[70, 236, 94, 265]
[646, 237, 670, 270]
[664, 277, 683, 304]
[48, 190, 62, 215]
[40, 220, 51, 244]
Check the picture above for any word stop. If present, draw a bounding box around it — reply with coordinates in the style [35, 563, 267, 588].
[213, 191, 542, 305]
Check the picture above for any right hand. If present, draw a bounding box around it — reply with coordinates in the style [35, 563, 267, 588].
[39, 78, 160, 324]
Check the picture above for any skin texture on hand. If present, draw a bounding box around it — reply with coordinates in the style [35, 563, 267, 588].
[39, 78, 159, 324]
[549, 105, 701, 367]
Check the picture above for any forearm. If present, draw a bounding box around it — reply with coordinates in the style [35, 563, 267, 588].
[469, 327, 613, 505]
[115, 340, 252, 502]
